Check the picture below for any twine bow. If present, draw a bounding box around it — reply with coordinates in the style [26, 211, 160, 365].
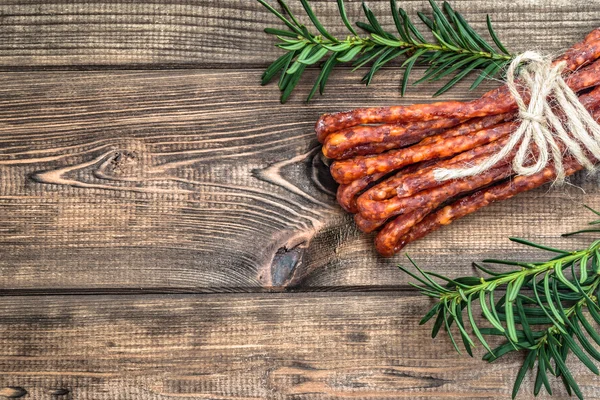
[434, 51, 600, 183]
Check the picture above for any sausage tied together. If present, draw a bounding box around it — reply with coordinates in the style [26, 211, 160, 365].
[316, 28, 600, 256]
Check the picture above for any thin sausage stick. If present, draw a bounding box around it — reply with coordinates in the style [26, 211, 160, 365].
[355, 213, 388, 233]
[336, 172, 386, 213]
[374, 209, 433, 256]
[373, 208, 434, 255]
[372, 164, 513, 254]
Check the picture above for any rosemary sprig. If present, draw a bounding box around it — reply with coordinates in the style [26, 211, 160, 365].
[258, 0, 514, 102]
[401, 207, 600, 399]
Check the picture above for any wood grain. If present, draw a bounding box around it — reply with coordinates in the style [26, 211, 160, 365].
[1, 2, 600, 399]
[0, 0, 598, 68]
[0, 292, 598, 400]
[2, 68, 600, 292]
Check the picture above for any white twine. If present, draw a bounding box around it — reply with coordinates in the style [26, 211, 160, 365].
[434, 51, 600, 183]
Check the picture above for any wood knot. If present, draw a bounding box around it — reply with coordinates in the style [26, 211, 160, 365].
[49, 388, 70, 396]
[99, 150, 142, 178]
[0, 387, 27, 398]
[271, 244, 305, 287]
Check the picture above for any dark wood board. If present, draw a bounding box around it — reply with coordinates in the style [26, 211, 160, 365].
[1, 69, 600, 292]
[0, 292, 599, 399]
[1, 0, 600, 399]
[0, 0, 598, 68]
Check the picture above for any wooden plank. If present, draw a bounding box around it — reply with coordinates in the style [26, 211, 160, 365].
[0, 292, 598, 399]
[2, 68, 600, 292]
[0, 0, 598, 68]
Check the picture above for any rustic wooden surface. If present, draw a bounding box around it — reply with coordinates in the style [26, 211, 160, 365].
[1, 0, 600, 398]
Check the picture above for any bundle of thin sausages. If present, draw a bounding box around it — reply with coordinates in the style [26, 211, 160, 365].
[316, 28, 600, 257]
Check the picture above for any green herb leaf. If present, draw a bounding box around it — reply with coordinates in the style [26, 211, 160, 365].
[563, 333, 600, 374]
[265, 27, 298, 38]
[401, 48, 427, 96]
[512, 349, 537, 399]
[299, 0, 337, 42]
[337, 45, 364, 62]
[549, 338, 584, 399]
[337, 0, 358, 35]
[486, 14, 510, 54]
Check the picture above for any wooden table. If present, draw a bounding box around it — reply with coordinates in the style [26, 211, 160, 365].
[1, 1, 600, 398]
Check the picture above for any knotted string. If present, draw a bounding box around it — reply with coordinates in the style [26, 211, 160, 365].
[434, 51, 600, 183]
